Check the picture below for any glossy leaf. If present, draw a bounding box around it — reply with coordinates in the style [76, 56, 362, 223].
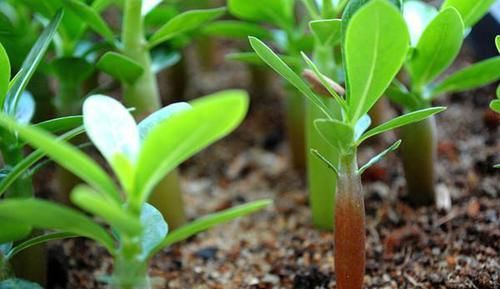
[310, 19, 342, 46]
[344, 0, 409, 123]
[342, 0, 402, 35]
[314, 119, 354, 153]
[96, 52, 144, 84]
[403, 0, 438, 46]
[490, 100, 500, 113]
[0, 219, 31, 244]
[203, 21, 273, 39]
[226, 52, 302, 68]
[62, 0, 114, 42]
[407, 8, 463, 87]
[0, 114, 121, 203]
[150, 199, 272, 257]
[142, 0, 162, 16]
[249, 37, 333, 118]
[7, 232, 77, 259]
[149, 8, 226, 47]
[228, 0, 294, 27]
[0, 42, 9, 102]
[431, 57, 500, 97]
[135, 91, 249, 203]
[4, 10, 62, 115]
[354, 114, 371, 141]
[0, 199, 115, 253]
[14, 91, 35, 125]
[34, 116, 83, 134]
[357, 107, 446, 144]
[441, 0, 496, 28]
[358, 140, 401, 174]
[138, 102, 191, 141]
[140, 203, 168, 259]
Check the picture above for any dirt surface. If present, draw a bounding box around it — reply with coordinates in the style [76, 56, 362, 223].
[41, 40, 499, 289]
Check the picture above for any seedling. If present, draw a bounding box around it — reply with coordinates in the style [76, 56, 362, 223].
[386, 0, 500, 205]
[250, 0, 445, 287]
[0, 91, 271, 289]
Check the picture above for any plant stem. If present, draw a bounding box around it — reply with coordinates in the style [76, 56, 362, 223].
[111, 239, 150, 289]
[122, 0, 186, 228]
[399, 116, 436, 205]
[284, 85, 306, 170]
[335, 152, 365, 289]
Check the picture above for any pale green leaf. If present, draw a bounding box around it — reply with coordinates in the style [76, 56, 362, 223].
[354, 114, 371, 141]
[403, 0, 438, 46]
[490, 99, 500, 113]
[311, 149, 339, 175]
[442, 0, 496, 27]
[358, 139, 401, 174]
[202, 21, 272, 39]
[14, 91, 35, 125]
[142, 0, 162, 16]
[496, 35, 500, 53]
[96, 52, 144, 84]
[0, 42, 10, 104]
[228, 0, 294, 27]
[314, 118, 354, 153]
[62, 0, 114, 42]
[140, 203, 168, 259]
[138, 102, 191, 141]
[310, 19, 342, 46]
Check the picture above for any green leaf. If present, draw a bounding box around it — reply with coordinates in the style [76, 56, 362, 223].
[403, 0, 438, 46]
[0, 199, 115, 253]
[151, 50, 180, 74]
[385, 80, 421, 110]
[138, 102, 191, 141]
[135, 90, 249, 203]
[51, 57, 95, 85]
[14, 92, 35, 125]
[490, 99, 500, 113]
[96, 52, 144, 84]
[0, 113, 121, 203]
[202, 21, 273, 40]
[441, 0, 496, 28]
[342, 0, 402, 36]
[344, 0, 409, 123]
[228, 0, 294, 27]
[310, 19, 342, 46]
[149, 8, 226, 48]
[142, 0, 162, 16]
[62, 0, 114, 42]
[4, 10, 62, 115]
[357, 107, 446, 144]
[496, 35, 500, 53]
[139, 203, 167, 259]
[407, 8, 464, 88]
[311, 149, 339, 175]
[431, 57, 500, 97]
[226, 52, 301, 68]
[149, 199, 271, 257]
[70, 185, 142, 237]
[0, 278, 43, 289]
[7, 232, 77, 259]
[358, 139, 401, 174]
[0, 219, 31, 244]
[354, 114, 371, 141]
[249, 37, 333, 118]
[314, 119, 354, 153]
[0, 42, 10, 103]
[34, 116, 83, 134]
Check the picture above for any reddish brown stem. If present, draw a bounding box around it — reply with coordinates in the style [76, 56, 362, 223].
[335, 153, 365, 289]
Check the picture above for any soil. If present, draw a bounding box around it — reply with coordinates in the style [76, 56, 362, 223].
[38, 40, 499, 289]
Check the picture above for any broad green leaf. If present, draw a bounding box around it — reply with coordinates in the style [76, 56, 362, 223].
[0, 126, 85, 197]
[7, 232, 77, 259]
[228, 0, 294, 28]
[407, 8, 464, 87]
[496, 36, 500, 53]
[249, 37, 333, 118]
[150, 199, 271, 257]
[4, 10, 62, 115]
[0, 114, 121, 203]
[358, 139, 401, 174]
[310, 19, 342, 46]
[96, 52, 144, 84]
[0, 279, 43, 289]
[403, 1, 438, 46]
[71, 185, 141, 236]
[0, 219, 31, 243]
[441, 0, 495, 28]
[311, 149, 339, 175]
[51, 57, 94, 85]
[142, 0, 162, 16]
[490, 99, 500, 113]
[34, 116, 83, 134]
[0, 199, 115, 253]
[354, 114, 371, 141]
[344, 0, 409, 123]
[62, 0, 114, 42]
[14, 91, 35, 125]
[314, 119, 354, 153]
[83, 95, 140, 164]
[140, 203, 167, 259]
[342, 0, 402, 36]
[431, 57, 500, 97]
[0, 42, 9, 103]
[135, 91, 249, 203]
[357, 107, 446, 144]
[138, 102, 191, 141]
[202, 21, 273, 39]
[149, 8, 226, 48]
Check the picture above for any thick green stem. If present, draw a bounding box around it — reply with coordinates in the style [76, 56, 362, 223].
[122, 0, 186, 228]
[335, 153, 365, 289]
[399, 116, 436, 205]
[110, 239, 150, 289]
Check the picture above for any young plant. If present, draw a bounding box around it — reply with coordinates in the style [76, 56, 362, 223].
[386, 0, 500, 205]
[0, 91, 271, 289]
[249, 0, 445, 287]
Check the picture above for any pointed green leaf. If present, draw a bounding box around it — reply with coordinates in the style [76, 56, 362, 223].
[0, 113, 121, 203]
[34, 116, 83, 134]
[140, 203, 168, 259]
[310, 19, 342, 46]
[62, 0, 114, 42]
[0, 42, 10, 105]
[149, 8, 226, 48]
[344, 0, 409, 123]
[249, 37, 333, 118]
[358, 107, 446, 144]
[407, 8, 464, 87]
[0, 199, 115, 253]
[96, 52, 144, 84]
[135, 91, 249, 203]
[403, 1, 438, 46]
[7, 232, 77, 259]
[431, 57, 500, 97]
[202, 21, 273, 40]
[311, 149, 339, 175]
[0, 219, 31, 244]
[314, 119, 354, 153]
[228, 0, 294, 27]
[358, 139, 401, 174]
[138, 102, 191, 141]
[226, 52, 302, 68]
[442, 0, 496, 28]
[490, 99, 500, 113]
